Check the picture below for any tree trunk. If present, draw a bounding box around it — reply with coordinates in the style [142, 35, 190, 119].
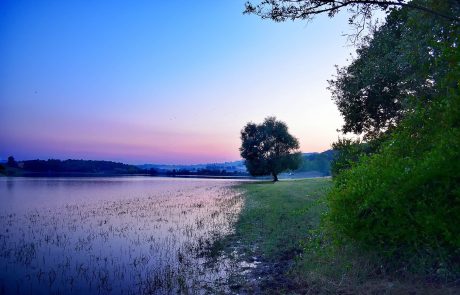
[272, 173, 278, 182]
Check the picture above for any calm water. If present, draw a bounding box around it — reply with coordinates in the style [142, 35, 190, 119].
[0, 177, 245, 294]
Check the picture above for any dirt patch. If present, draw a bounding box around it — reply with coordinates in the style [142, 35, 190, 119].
[213, 240, 303, 294]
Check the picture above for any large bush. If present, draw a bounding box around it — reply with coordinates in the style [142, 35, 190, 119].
[326, 50, 459, 266]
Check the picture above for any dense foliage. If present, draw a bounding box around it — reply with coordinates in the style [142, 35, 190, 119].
[327, 31, 459, 274]
[328, 0, 460, 138]
[330, 136, 388, 176]
[240, 117, 302, 181]
[244, 0, 460, 286]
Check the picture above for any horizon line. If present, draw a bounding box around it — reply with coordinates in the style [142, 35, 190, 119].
[1, 149, 332, 166]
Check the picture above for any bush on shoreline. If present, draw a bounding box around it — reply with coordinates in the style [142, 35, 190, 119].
[325, 46, 460, 281]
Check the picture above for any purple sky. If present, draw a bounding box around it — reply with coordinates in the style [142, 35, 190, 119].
[1, 0, 358, 164]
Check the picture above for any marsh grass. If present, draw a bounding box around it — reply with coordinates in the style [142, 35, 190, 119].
[0, 181, 244, 294]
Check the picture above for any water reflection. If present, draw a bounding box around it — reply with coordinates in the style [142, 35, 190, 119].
[0, 177, 244, 294]
[5, 178, 14, 191]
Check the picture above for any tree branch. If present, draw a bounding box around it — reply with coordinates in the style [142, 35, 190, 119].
[245, 0, 460, 22]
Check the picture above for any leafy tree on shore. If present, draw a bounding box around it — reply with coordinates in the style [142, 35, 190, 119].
[328, 2, 459, 139]
[240, 117, 302, 181]
[7, 156, 18, 168]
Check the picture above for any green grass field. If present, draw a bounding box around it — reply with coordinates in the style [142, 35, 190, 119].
[233, 178, 330, 261]
[219, 178, 332, 293]
[223, 178, 459, 294]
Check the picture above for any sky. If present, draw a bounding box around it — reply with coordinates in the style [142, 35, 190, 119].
[1, 0, 357, 164]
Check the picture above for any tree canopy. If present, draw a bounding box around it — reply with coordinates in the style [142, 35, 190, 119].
[328, 0, 459, 138]
[240, 117, 301, 181]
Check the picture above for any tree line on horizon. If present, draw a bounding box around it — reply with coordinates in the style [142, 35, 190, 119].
[1, 151, 335, 178]
[0, 157, 144, 176]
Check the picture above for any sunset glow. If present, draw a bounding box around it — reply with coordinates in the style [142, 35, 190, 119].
[0, 0, 352, 164]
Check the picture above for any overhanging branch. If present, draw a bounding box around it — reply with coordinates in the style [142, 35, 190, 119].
[245, 0, 460, 22]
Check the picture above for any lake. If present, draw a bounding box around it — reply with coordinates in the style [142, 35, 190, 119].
[0, 177, 245, 294]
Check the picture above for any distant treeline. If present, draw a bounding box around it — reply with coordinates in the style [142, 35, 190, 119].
[296, 150, 336, 176]
[9, 159, 144, 176]
[160, 168, 248, 177]
[1, 152, 335, 177]
[0, 157, 249, 177]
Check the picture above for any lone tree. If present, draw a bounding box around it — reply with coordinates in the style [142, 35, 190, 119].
[240, 117, 302, 181]
[7, 156, 18, 168]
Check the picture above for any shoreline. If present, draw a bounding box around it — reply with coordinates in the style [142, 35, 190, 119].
[0, 173, 252, 179]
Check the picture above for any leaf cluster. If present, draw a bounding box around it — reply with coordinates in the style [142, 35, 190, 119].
[330, 137, 383, 176]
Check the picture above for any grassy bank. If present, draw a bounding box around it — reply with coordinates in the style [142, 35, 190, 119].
[219, 178, 330, 293]
[222, 178, 459, 294]
[231, 178, 330, 260]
